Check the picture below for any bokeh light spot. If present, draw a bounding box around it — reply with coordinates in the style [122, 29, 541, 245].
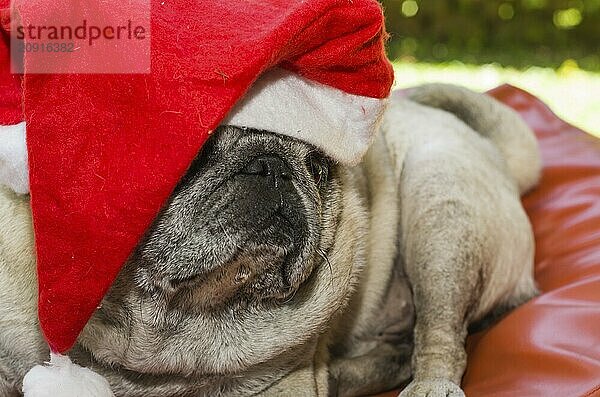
[498, 3, 515, 20]
[401, 0, 419, 18]
[553, 8, 583, 29]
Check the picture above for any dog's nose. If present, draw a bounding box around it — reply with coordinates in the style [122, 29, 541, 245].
[241, 154, 292, 181]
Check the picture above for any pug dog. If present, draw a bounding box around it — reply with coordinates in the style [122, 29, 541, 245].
[0, 84, 540, 397]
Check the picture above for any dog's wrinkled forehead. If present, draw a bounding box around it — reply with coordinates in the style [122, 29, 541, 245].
[191, 126, 316, 170]
[173, 125, 331, 202]
[217, 125, 315, 155]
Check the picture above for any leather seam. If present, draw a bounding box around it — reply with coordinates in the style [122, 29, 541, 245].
[583, 383, 600, 397]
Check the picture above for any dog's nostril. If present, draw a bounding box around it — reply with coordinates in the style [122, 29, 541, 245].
[241, 155, 292, 180]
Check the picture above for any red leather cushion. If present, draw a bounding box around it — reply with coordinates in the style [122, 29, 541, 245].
[376, 85, 600, 397]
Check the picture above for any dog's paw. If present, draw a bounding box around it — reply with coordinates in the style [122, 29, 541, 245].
[398, 379, 465, 397]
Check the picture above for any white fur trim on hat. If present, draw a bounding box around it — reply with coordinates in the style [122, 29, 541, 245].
[0, 70, 387, 196]
[0, 121, 29, 194]
[223, 68, 388, 165]
[22, 353, 114, 397]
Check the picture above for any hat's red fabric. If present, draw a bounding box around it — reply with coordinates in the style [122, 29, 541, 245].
[376, 85, 600, 397]
[0, 7, 21, 125]
[0, 0, 393, 353]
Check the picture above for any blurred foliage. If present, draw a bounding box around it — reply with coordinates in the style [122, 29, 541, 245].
[381, 0, 600, 71]
[393, 61, 600, 136]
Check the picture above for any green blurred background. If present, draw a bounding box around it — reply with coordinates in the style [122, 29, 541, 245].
[380, 0, 600, 136]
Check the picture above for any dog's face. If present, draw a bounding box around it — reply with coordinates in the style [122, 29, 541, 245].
[136, 126, 337, 308]
[78, 126, 366, 388]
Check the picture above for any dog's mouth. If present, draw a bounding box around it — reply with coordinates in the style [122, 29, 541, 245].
[168, 244, 300, 310]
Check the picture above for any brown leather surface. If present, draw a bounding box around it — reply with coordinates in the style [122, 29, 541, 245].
[375, 85, 600, 397]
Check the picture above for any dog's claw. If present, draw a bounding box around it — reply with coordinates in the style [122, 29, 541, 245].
[398, 379, 465, 397]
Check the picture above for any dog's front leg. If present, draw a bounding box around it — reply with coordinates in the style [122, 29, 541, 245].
[399, 201, 485, 397]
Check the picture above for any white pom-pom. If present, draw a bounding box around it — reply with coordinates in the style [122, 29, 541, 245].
[0, 122, 29, 194]
[22, 353, 114, 397]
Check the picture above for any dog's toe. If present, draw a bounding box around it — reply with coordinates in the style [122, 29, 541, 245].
[398, 379, 465, 397]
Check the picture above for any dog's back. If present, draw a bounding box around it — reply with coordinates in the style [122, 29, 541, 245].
[406, 84, 541, 194]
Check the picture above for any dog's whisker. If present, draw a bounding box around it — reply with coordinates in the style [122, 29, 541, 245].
[216, 217, 243, 251]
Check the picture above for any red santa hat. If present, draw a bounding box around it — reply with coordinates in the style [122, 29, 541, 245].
[0, 0, 393, 395]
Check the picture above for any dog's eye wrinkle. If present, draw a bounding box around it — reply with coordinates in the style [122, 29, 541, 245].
[307, 153, 330, 185]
